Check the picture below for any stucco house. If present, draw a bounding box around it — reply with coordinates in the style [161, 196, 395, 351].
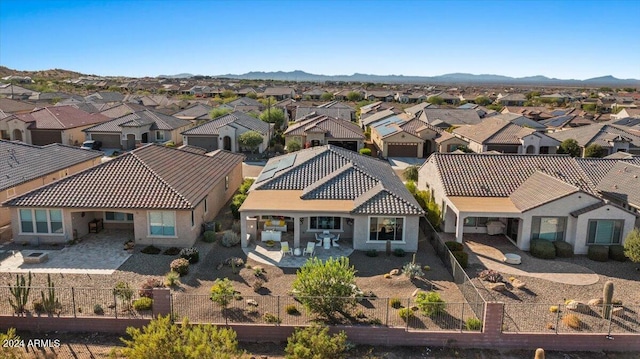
[182, 111, 273, 153]
[3, 144, 244, 247]
[284, 114, 364, 152]
[547, 123, 640, 156]
[239, 145, 424, 252]
[418, 153, 638, 255]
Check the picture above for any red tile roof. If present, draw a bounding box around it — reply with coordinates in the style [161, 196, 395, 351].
[15, 106, 110, 130]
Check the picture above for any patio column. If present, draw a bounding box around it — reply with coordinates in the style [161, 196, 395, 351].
[240, 214, 248, 248]
[455, 213, 464, 243]
[293, 216, 301, 249]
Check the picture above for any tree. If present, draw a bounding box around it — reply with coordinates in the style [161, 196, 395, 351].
[120, 315, 242, 359]
[238, 131, 263, 153]
[359, 148, 372, 156]
[285, 325, 348, 359]
[557, 139, 581, 157]
[403, 165, 419, 182]
[246, 92, 257, 99]
[291, 257, 356, 319]
[584, 143, 607, 158]
[259, 107, 285, 130]
[474, 96, 492, 106]
[221, 90, 236, 98]
[526, 91, 541, 100]
[427, 96, 444, 105]
[624, 228, 640, 263]
[287, 141, 302, 152]
[346, 91, 363, 102]
[210, 107, 232, 119]
[321, 92, 334, 101]
[210, 278, 236, 309]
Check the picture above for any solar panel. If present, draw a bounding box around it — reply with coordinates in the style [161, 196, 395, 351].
[255, 153, 297, 183]
[276, 153, 297, 171]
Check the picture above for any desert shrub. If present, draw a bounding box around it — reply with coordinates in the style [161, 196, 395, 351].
[587, 245, 609, 262]
[562, 314, 581, 329]
[398, 307, 414, 321]
[113, 281, 133, 303]
[549, 306, 559, 313]
[252, 279, 264, 292]
[402, 261, 424, 279]
[393, 248, 406, 257]
[121, 315, 241, 359]
[231, 221, 241, 234]
[132, 297, 153, 311]
[164, 271, 180, 287]
[210, 278, 235, 309]
[359, 148, 372, 156]
[365, 249, 378, 257]
[1, 328, 22, 359]
[139, 278, 164, 298]
[478, 269, 503, 283]
[238, 178, 255, 195]
[423, 265, 431, 271]
[389, 297, 402, 309]
[369, 317, 382, 325]
[465, 318, 482, 331]
[32, 299, 45, 313]
[445, 241, 463, 252]
[285, 324, 347, 359]
[162, 247, 181, 255]
[179, 247, 199, 264]
[170, 258, 190, 276]
[202, 231, 216, 243]
[141, 245, 161, 254]
[609, 245, 627, 262]
[221, 230, 240, 247]
[263, 312, 281, 324]
[415, 291, 445, 317]
[530, 239, 556, 259]
[93, 304, 104, 315]
[452, 251, 468, 268]
[553, 241, 574, 258]
[229, 193, 247, 219]
[286, 304, 300, 315]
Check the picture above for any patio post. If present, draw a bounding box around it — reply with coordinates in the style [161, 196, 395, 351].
[293, 216, 301, 249]
[455, 213, 464, 243]
[240, 214, 248, 248]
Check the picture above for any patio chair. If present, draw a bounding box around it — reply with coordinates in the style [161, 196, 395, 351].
[332, 233, 341, 247]
[303, 241, 315, 257]
[315, 233, 323, 247]
[280, 241, 293, 256]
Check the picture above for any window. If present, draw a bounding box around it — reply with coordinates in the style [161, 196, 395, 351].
[191, 211, 195, 227]
[204, 197, 208, 213]
[6, 187, 16, 198]
[531, 217, 567, 241]
[225, 176, 229, 190]
[463, 217, 498, 227]
[105, 212, 133, 222]
[148, 211, 176, 236]
[587, 219, 623, 245]
[19, 209, 63, 234]
[156, 131, 165, 141]
[310, 216, 341, 230]
[369, 217, 404, 241]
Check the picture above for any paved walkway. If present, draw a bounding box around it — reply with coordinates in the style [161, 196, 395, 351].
[244, 241, 354, 268]
[0, 230, 132, 274]
[441, 233, 599, 285]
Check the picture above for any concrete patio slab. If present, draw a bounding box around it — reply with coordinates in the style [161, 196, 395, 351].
[244, 241, 354, 268]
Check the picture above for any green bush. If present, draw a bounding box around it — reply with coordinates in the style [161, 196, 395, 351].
[553, 241, 574, 258]
[229, 193, 247, 219]
[285, 324, 347, 359]
[365, 249, 378, 257]
[398, 307, 414, 321]
[221, 230, 240, 247]
[113, 281, 133, 303]
[452, 251, 468, 268]
[389, 297, 402, 309]
[93, 304, 104, 315]
[210, 278, 235, 309]
[263, 312, 281, 324]
[170, 258, 190, 276]
[162, 247, 181, 255]
[609, 245, 627, 262]
[359, 148, 372, 156]
[393, 248, 406, 257]
[285, 304, 300, 315]
[141, 245, 161, 254]
[133, 297, 153, 311]
[588, 245, 609, 262]
[445, 241, 463, 252]
[1, 328, 22, 359]
[239, 178, 255, 195]
[465, 318, 482, 331]
[415, 291, 445, 317]
[164, 271, 180, 287]
[530, 239, 556, 259]
[202, 230, 216, 243]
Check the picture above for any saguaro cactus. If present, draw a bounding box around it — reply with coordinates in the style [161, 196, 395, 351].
[8, 271, 32, 314]
[534, 348, 545, 359]
[602, 280, 614, 319]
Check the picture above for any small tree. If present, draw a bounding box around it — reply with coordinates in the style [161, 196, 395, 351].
[260, 107, 285, 130]
[209, 107, 231, 119]
[346, 91, 363, 102]
[238, 131, 263, 153]
[120, 315, 242, 359]
[321, 92, 334, 101]
[287, 141, 302, 152]
[285, 324, 348, 359]
[359, 148, 372, 156]
[291, 257, 356, 319]
[557, 139, 581, 157]
[210, 278, 235, 309]
[474, 96, 492, 106]
[584, 143, 606, 158]
[403, 165, 419, 182]
[427, 96, 444, 105]
[624, 228, 640, 263]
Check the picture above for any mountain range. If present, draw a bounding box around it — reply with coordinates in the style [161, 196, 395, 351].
[161, 70, 640, 87]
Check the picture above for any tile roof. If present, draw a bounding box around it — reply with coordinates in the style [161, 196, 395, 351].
[548, 124, 640, 149]
[99, 103, 150, 119]
[401, 118, 441, 137]
[182, 111, 270, 136]
[361, 109, 396, 127]
[85, 109, 189, 133]
[172, 103, 213, 119]
[224, 97, 262, 108]
[177, 144, 208, 155]
[286, 115, 363, 139]
[3, 144, 245, 209]
[597, 162, 640, 206]
[420, 109, 482, 127]
[0, 98, 38, 113]
[509, 171, 579, 211]
[14, 106, 110, 130]
[0, 140, 102, 191]
[251, 145, 424, 215]
[294, 107, 354, 122]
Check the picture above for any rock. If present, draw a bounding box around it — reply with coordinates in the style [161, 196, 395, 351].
[588, 298, 603, 306]
[246, 299, 258, 307]
[411, 288, 422, 297]
[612, 307, 624, 317]
[489, 283, 507, 292]
[511, 279, 526, 289]
[566, 300, 588, 313]
[390, 269, 401, 276]
[216, 263, 224, 270]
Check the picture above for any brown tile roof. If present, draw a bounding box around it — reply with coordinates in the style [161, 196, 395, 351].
[548, 124, 640, 149]
[509, 171, 580, 211]
[597, 162, 640, 206]
[0, 98, 38, 114]
[15, 106, 110, 130]
[3, 144, 245, 209]
[285, 115, 364, 139]
[182, 111, 271, 136]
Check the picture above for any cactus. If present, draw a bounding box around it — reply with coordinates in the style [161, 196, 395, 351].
[40, 273, 61, 315]
[602, 280, 614, 319]
[8, 272, 32, 314]
[534, 348, 545, 359]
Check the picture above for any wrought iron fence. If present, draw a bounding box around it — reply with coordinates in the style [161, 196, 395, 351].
[0, 286, 153, 319]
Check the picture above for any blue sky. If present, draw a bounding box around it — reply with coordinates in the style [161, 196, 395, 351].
[1, 0, 638, 79]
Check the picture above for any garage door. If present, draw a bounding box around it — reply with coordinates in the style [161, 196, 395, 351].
[186, 136, 218, 152]
[30, 130, 62, 146]
[91, 134, 121, 149]
[387, 143, 418, 157]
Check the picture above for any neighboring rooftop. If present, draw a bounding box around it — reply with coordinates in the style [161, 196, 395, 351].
[182, 111, 270, 136]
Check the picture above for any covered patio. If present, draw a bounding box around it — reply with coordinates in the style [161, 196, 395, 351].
[243, 238, 354, 268]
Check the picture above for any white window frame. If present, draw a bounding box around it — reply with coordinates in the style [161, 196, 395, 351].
[587, 219, 624, 245]
[147, 211, 177, 238]
[19, 208, 64, 235]
[104, 211, 134, 222]
[366, 216, 406, 243]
